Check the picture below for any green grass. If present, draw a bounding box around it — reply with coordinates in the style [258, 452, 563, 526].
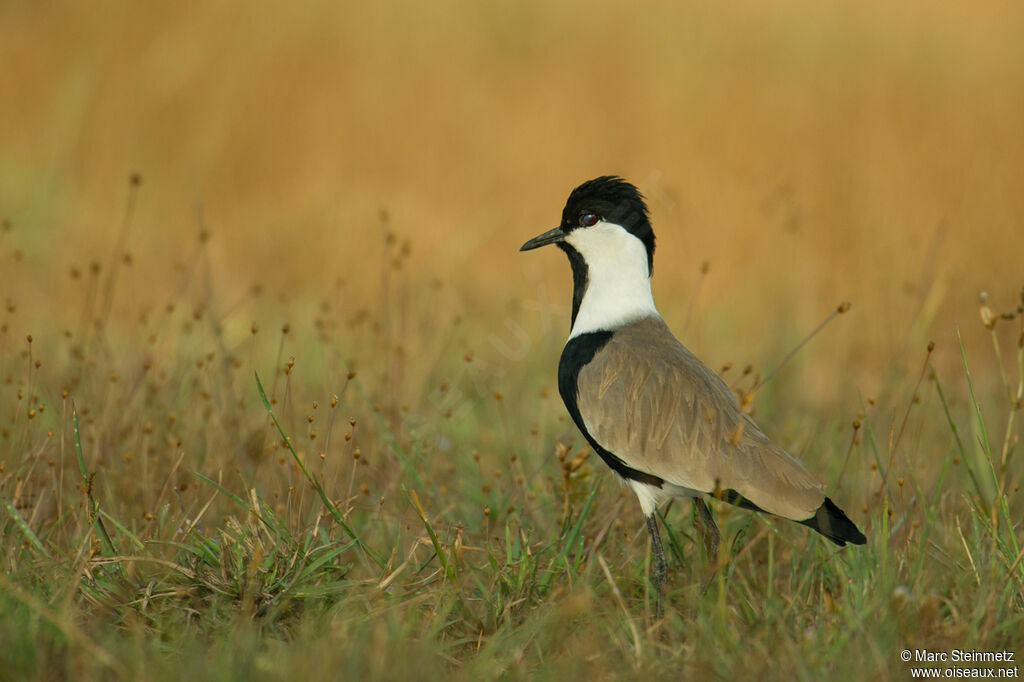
[4, 2, 1024, 677]
[1, 223, 1022, 681]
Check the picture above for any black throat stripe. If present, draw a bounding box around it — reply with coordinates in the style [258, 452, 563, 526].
[558, 331, 665, 488]
[556, 242, 588, 330]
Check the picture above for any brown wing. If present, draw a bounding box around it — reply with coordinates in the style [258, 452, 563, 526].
[576, 316, 824, 520]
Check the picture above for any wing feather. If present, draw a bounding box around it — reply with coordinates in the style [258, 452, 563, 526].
[576, 317, 824, 520]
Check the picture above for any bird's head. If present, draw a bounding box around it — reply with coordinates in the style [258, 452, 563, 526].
[520, 176, 656, 276]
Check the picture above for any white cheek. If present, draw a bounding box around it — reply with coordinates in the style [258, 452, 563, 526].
[564, 222, 649, 273]
[566, 221, 659, 338]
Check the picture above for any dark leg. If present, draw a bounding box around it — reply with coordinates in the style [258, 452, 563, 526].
[645, 514, 668, 619]
[693, 498, 720, 562]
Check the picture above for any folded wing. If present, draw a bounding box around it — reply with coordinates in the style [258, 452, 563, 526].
[576, 316, 825, 521]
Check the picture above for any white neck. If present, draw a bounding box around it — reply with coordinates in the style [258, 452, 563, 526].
[566, 221, 660, 339]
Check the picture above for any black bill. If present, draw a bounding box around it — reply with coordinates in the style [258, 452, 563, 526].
[520, 226, 566, 251]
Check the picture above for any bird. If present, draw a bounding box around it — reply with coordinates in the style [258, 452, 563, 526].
[520, 176, 866, 611]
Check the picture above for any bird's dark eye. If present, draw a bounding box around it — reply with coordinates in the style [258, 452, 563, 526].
[580, 213, 599, 227]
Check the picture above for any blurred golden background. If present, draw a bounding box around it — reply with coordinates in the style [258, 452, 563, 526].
[2, 0, 1023, 404]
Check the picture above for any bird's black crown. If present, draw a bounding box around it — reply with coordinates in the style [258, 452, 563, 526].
[560, 176, 656, 273]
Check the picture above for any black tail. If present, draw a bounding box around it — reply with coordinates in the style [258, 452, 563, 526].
[799, 497, 867, 546]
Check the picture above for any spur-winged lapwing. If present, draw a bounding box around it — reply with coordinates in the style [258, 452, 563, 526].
[521, 176, 866, 605]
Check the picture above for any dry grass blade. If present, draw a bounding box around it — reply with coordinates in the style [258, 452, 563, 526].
[597, 552, 642, 661]
[753, 301, 851, 392]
